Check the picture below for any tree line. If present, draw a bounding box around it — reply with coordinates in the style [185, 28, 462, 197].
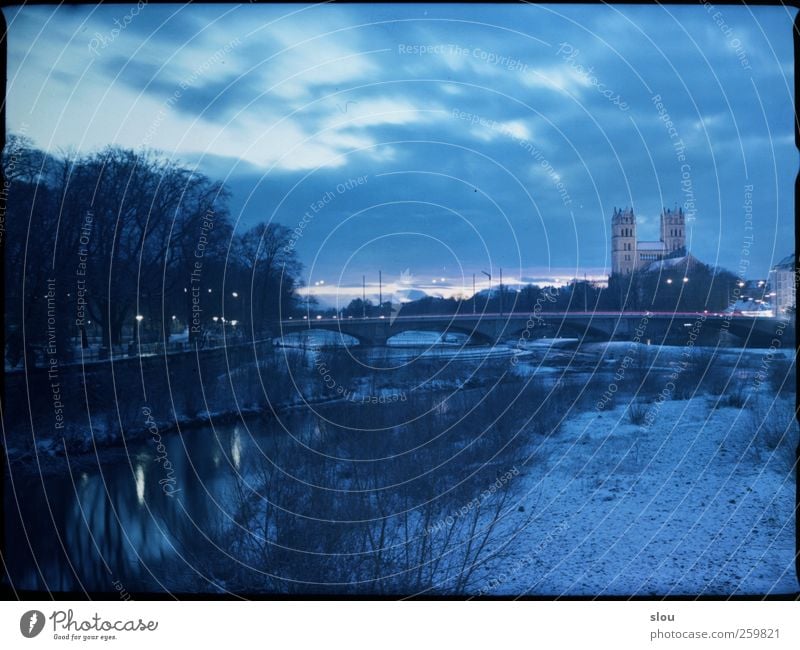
[329, 261, 744, 319]
[2, 135, 304, 367]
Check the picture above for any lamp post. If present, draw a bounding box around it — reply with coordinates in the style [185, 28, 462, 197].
[584, 273, 588, 312]
[133, 314, 144, 348]
[472, 273, 476, 314]
[481, 271, 491, 314]
[499, 267, 503, 317]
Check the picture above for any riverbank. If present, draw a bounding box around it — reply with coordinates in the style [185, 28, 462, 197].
[478, 391, 797, 596]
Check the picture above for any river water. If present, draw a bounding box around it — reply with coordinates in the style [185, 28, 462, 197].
[3, 338, 761, 593]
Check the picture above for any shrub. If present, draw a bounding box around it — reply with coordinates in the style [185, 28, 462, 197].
[767, 353, 796, 398]
[627, 400, 648, 425]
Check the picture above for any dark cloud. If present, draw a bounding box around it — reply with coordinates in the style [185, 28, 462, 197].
[6, 3, 796, 288]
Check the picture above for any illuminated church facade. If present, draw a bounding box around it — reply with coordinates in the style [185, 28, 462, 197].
[611, 206, 686, 275]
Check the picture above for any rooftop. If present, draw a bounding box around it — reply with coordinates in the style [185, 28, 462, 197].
[637, 241, 667, 251]
[644, 254, 701, 273]
[772, 254, 795, 270]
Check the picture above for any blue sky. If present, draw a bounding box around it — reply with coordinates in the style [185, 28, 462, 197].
[4, 3, 796, 305]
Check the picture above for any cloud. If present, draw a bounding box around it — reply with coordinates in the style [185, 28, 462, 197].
[3, 3, 796, 287]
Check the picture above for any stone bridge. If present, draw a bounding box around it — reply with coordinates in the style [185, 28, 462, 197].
[277, 312, 792, 347]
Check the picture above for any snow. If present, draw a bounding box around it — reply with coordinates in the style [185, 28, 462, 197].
[482, 394, 797, 595]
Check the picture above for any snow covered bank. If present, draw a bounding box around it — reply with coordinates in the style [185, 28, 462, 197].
[483, 393, 797, 595]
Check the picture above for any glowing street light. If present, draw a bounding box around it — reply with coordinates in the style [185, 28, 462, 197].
[212, 316, 219, 322]
[666, 278, 673, 284]
[682, 277, 689, 283]
[133, 315, 144, 346]
[231, 291, 239, 298]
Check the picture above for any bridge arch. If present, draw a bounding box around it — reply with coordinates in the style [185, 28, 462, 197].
[501, 319, 613, 344]
[386, 322, 494, 346]
[275, 326, 364, 346]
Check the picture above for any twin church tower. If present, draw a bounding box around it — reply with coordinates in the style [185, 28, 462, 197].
[611, 206, 686, 275]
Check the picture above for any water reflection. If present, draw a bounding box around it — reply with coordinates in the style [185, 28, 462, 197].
[135, 464, 145, 505]
[5, 342, 588, 593]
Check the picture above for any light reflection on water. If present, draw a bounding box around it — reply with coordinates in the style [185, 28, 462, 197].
[135, 464, 145, 505]
[5, 342, 589, 593]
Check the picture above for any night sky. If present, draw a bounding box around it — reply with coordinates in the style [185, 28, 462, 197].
[5, 3, 796, 306]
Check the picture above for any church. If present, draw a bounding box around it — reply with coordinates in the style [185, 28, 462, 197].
[611, 206, 687, 275]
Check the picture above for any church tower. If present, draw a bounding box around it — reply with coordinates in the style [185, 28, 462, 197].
[660, 206, 686, 254]
[611, 207, 637, 275]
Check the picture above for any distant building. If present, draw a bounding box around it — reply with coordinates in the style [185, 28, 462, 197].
[641, 252, 702, 275]
[611, 206, 686, 275]
[768, 253, 796, 316]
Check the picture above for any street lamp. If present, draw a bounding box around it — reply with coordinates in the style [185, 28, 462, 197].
[682, 277, 689, 283]
[666, 278, 673, 285]
[133, 314, 144, 346]
[472, 273, 476, 314]
[499, 267, 503, 316]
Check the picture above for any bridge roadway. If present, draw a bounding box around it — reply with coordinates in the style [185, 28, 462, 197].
[278, 311, 792, 347]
